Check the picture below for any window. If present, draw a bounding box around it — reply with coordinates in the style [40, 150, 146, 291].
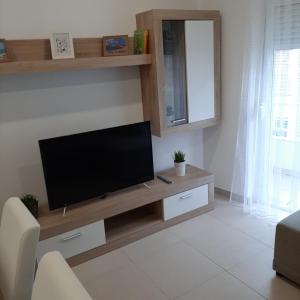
[273, 117, 288, 137]
[271, 49, 300, 141]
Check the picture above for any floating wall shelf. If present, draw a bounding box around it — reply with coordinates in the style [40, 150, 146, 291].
[0, 55, 152, 75]
[0, 38, 151, 75]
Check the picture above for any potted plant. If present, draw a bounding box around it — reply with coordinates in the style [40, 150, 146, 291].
[173, 150, 186, 177]
[21, 194, 39, 219]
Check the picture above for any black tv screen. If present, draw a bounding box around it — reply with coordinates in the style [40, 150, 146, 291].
[39, 121, 154, 210]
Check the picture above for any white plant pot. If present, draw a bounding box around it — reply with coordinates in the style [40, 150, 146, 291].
[174, 162, 186, 177]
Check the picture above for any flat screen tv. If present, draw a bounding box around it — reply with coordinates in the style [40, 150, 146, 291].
[39, 121, 154, 210]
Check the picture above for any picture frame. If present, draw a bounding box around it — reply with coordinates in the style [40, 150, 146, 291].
[50, 33, 75, 60]
[0, 39, 9, 62]
[102, 35, 129, 57]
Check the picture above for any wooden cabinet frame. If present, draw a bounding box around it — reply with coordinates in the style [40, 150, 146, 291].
[136, 10, 221, 137]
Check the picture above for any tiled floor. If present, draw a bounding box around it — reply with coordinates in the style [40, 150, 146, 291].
[73, 194, 300, 300]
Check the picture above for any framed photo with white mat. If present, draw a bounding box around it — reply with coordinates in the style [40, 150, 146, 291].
[50, 33, 75, 59]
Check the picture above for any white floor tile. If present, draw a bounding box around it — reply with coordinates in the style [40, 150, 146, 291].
[254, 225, 276, 248]
[229, 248, 300, 300]
[210, 199, 277, 248]
[229, 215, 277, 247]
[73, 196, 300, 300]
[208, 202, 247, 225]
[133, 241, 223, 299]
[122, 228, 180, 263]
[169, 213, 225, 240]
[186, 226, 268, 270]
[83, 263, 169, 300]
[72, 249, 131, 284]
[178, 272, 265, 300]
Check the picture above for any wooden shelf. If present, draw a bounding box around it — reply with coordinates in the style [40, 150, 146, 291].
[0, 38, 151, 75]
[105, 205, 163, 242]
[106, 214, 162, 242]
[0, 54, 151, 75]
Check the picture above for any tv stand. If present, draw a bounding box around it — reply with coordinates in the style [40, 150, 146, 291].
[37, 165, 214, 267]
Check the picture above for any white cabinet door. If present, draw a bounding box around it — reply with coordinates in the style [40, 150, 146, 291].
[185, 20, 215, 123]
[163, 185, 209, 221]
[37, 220, 106, 261]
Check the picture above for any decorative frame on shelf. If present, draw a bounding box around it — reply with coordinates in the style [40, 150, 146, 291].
[0, 39, 10, 63]
[102, 35, 129, 57]
[50, 33, 75, 60]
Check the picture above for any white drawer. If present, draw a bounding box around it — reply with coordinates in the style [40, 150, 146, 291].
[163, 185, 209, 221]
[37, 220, 106, 261]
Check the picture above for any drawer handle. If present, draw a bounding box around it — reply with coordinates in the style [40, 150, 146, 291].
[61, 233, 82, 242]
[172, 118, 186, 124]
[180, 193, 193, 200]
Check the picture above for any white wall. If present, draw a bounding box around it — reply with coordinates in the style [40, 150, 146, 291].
[0, 0, 199, 38]
[0, 0, 204, 206]
[195, 0, 250, 191]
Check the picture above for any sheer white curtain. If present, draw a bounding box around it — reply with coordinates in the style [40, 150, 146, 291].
[231, 0, 300, 222]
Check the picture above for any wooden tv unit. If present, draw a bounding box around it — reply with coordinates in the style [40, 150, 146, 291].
[37, 165, 214, 267]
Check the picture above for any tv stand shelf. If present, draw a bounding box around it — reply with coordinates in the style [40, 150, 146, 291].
[37, 165, 214, 266]
[104, 205, 161, 241]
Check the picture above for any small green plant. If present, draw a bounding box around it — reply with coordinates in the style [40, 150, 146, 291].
[173, 150, 186, 163]
[21, 194, 39, 219]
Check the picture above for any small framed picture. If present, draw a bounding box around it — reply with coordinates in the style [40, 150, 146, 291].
[50, 33, 75, 60]
[0, 39, 9, 62]
[102, 35, 129, 56]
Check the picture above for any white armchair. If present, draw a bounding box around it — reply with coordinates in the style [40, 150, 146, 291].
[0, 197, 40, 300]
[31, 251, 92, 300]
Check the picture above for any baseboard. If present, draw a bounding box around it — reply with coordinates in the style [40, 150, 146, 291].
[214, 187, 230, 199]
[231, 192, 244, 203]
[214, 187, 244, 203]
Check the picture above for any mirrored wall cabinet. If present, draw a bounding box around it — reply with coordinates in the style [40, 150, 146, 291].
[136, 10, 221, 137]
